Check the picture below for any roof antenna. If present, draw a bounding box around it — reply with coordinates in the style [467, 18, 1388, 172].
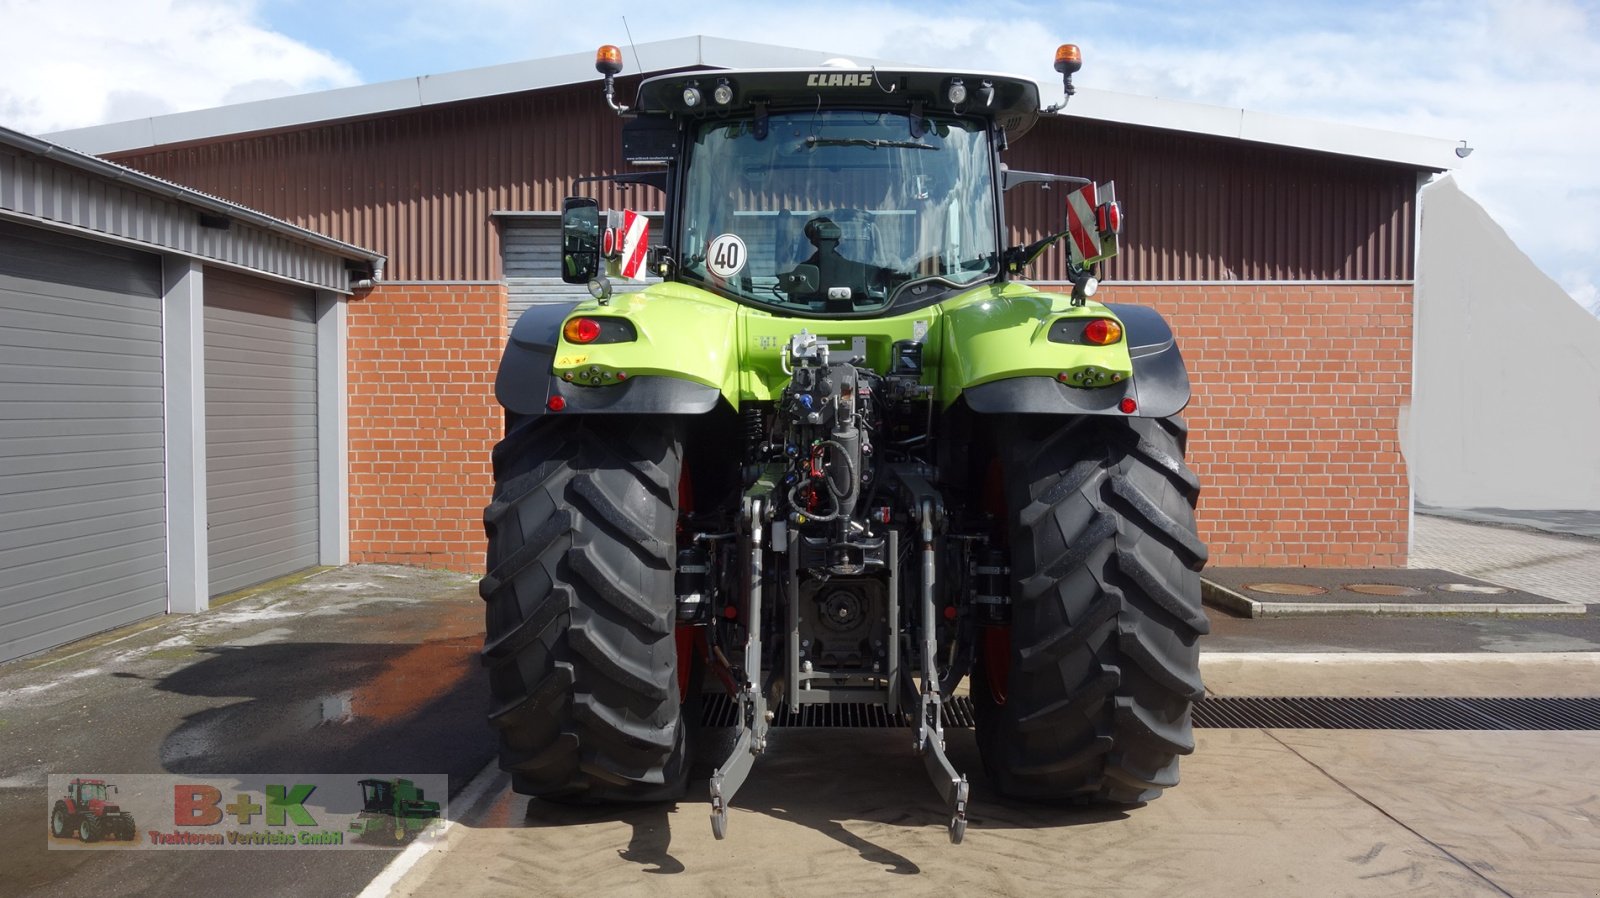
[622, 17, 643, 73]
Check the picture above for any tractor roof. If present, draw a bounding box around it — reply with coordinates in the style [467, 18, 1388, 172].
[636, 67, 1043, 140]
[43, 36, 1458, 169]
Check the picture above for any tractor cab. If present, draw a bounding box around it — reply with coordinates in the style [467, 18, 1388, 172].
[358, 777, 439, 818]
[358, 778, 393, 813]
[73, 781, 105, 801]
[562, 45, 1118, 315]
[69, 778, 113, 808]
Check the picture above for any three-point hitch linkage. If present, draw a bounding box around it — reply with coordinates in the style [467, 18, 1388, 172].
[703, 332, 968, 843]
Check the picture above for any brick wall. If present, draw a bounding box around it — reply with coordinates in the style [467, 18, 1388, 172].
[346, 284, 504, 572]
[343, 282, 1411, 572]
[1100, 283, 1413, 568]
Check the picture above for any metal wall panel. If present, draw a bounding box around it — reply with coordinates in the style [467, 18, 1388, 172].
[112, 81, 659, 283]
[204, 269, 319, 595]
[0, 146, 354, 292]
[111, 81, 1421, 285]
[1005, 117, 1418, 282]
[500, 215, 656, 331]
[500, 216, 568, 282]
[0, 221, 166, 662]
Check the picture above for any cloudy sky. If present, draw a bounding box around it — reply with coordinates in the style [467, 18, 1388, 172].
[1, 0, 1596, 312]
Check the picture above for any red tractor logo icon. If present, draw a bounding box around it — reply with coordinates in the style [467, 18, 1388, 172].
[51, 778, 136, 842]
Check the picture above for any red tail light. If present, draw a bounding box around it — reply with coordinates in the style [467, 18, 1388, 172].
[1097, 202, 1121, 234]
[563, 317, 602, 344]
[1083, 319, 1124, 345]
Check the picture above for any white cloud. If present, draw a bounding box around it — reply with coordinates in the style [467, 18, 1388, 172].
[526, 0, 1596, 317]
[4, 0, 1595, 315]
[0, 0, 359, 134]
[1061, 0, 1600, 313]
[372, 0, 1597, 313]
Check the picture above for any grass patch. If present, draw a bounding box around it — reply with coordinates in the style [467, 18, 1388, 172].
[210, 566, 336, 608]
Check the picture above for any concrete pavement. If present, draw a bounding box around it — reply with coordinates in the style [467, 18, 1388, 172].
[1412, 512, 1600, 606]
[2, 511, 1598, 897]
[0, 565, 495, 898]
[1418, 505, 1600, 540]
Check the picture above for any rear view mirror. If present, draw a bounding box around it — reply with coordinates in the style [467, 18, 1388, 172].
[560, 197, 601, 285]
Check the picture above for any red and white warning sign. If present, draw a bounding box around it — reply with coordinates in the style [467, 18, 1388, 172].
[603, 209, 650, 280]
[1063, 181, 1120, 267]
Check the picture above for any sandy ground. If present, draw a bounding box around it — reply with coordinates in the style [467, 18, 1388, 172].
[386, 654, 1600, 898]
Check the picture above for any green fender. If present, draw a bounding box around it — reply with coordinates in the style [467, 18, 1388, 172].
[943, 284, 1191, 417]
[492, 281, 1188, 418]
[494, 283, 737, 416]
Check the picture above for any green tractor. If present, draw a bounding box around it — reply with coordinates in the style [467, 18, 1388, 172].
[348, 778, 441, 843]
[482, 42, 1207, 843]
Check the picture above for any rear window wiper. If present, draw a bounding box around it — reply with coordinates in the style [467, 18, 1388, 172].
[802, 136, 934, 150]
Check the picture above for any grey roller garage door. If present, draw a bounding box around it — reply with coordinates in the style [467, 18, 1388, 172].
[0, 223, 167, 663]
[204, 270, 319, 595]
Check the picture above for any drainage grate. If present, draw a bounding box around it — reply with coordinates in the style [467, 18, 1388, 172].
[700, 695, 975, 728]
[1192, 696, 1600, 731]
[700, 695, 1600, 731]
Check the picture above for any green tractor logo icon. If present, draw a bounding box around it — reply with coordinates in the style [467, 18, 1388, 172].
[348, 778, 440, 843]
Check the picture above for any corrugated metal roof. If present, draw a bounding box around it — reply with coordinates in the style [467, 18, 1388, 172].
[1064, 90, 1456, 172]
[0, 125, 386, 292]
[42, 36, 1459, 172]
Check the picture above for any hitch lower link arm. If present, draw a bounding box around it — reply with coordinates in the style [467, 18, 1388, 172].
[708, 490, 773, 840]
[915, 498, 970, 844]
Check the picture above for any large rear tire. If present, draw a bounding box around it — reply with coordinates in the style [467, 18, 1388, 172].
[975, 414, 1209, 803]
[50, 803, 73, 839]
[481, 414, 687, 802]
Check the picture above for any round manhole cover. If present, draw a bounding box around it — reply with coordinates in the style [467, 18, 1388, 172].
[1344, 583, 1426, 597]
[1434, 582, 1512, 595]
[1243, 582, 1328, 596]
